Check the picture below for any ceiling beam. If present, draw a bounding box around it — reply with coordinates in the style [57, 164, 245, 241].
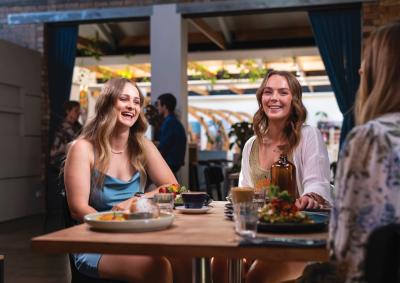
[95, 23, 116, 50]
[228, 86, 244, 95]
[217, 17, 232, 45]
[188, 18, 227, 50]
[235, 26, 313, 41]
[188, 86, 209, 96]
[178, 0, 369, 16]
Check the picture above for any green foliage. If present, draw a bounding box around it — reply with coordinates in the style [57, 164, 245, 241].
[267, 185, 294, 203]
[237, 59, 267, 82]
[228, 121, 254, 153]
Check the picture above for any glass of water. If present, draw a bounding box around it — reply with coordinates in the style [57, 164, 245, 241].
[234, 202, 258, 238]
[253, 187, 266, 210]
[153, 193, 174, 214]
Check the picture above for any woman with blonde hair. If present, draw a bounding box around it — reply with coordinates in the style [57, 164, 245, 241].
[327, 21, 400, 282]
[64, 77, 176, 282]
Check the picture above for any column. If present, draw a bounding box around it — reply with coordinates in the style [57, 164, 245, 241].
[151, 4, 188, 185]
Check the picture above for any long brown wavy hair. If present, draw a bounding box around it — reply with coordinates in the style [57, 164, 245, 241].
[253, 70, 307, 152]
[80, 77, 148, 190]
[355, 21, 400, 125]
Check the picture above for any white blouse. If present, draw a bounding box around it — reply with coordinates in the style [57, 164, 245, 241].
[239, 125, 333, 204]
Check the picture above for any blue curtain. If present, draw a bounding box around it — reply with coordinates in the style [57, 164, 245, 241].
[47, 24, 78, 149]
[308, 7, 361, 147]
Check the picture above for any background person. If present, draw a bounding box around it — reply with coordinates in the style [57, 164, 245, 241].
[64, 78, 175, 282]
[47, 100, 82, 231]
[50, 100, 82, 167]
[156, 93, 187, 175]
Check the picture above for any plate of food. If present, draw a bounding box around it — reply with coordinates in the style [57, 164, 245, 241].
[84, 211, 175, 232]
[257, 186, 329, 233]
[157, 183, 188, 206]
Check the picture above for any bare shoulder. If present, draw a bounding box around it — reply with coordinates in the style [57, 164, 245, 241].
[142, 137, 157, 150]
[67, 138, 94, 162]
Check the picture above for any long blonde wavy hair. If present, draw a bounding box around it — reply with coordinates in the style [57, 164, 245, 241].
[253, 70, 307, 152]
[355, 21, 400, 125]
[80, 77, 148, 190]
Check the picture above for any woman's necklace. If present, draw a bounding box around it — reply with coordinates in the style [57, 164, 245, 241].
[110, 144, 127, 154]
[111, 149, 124, 154]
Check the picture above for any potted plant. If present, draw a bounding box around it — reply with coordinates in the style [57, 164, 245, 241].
[228, 121, 254, 172]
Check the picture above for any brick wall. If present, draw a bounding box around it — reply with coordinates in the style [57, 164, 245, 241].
[363, 0, 400, 39]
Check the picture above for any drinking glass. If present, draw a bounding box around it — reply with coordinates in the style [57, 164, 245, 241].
[234, 202, 258, 238]
[230, 187, 254, 204]
[253, 187, 266, 210]
[153, 193, 174, 214]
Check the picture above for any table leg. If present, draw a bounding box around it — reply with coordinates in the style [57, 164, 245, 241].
[192, 257, 212, 283]
[228, 258, 242, 283]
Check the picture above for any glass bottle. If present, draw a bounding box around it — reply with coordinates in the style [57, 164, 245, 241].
[271, 152, 297, 198]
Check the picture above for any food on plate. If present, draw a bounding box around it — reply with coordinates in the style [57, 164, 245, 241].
[130, 198, 160, 218]
[259, 185, 313, 224]
[98, 212, 127, 221]
[158, 183, 188, 205]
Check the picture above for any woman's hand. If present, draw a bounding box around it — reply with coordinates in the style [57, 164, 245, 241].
[295, 195, 320, 210]
[111, 197, 137, 211]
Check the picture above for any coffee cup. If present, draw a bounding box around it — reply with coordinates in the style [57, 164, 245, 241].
[181, 192, 210, 209]
[230, 187, 254, 204]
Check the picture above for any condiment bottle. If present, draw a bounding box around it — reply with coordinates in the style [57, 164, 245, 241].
[271, 152, 297, 198]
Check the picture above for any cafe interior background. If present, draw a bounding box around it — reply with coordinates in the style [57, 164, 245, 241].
[0, 0, 399, 282]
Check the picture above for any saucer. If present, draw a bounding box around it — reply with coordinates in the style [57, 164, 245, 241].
[175, 206, 211, 214]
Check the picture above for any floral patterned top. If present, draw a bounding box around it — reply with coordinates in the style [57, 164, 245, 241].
[329, 112, 400, 283]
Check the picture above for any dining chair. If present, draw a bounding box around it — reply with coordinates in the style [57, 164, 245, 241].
[203, 165, 224, 201]
[0, 255, 4, 283]
[365, 224, 400, 283]
[60, 190, 126, 283]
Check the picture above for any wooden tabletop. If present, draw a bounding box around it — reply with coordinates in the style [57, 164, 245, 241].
[32, 202, 329, 261]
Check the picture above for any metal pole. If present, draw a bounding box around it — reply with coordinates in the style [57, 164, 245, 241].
[228, 258, 243, 283]
[192, 257, 212, 283]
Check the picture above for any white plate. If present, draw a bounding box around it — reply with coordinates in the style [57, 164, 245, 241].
[84, 211, 174, 232]
[175, 206, 211, 214]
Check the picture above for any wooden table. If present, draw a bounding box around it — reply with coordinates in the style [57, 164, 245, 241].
[32, 202, 328, 283]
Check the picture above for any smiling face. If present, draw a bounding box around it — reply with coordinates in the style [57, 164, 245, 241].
[261, 75, 293, 122]
[114, 82, 141, 128]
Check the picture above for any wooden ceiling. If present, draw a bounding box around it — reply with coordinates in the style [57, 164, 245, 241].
[77, 11, 314, 56]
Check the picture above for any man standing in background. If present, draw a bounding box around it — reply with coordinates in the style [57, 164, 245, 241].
[156, 93, 187, 175]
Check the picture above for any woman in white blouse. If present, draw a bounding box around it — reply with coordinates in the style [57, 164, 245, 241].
[240, 70, 332, 208]
[243, 70, 332, 283]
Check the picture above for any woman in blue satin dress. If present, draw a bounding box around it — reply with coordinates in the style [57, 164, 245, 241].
[64, 77, 177, 282]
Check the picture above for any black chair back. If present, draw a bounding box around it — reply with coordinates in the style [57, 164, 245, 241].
[204, 166, 224, 200]
[60, 190, 126, 283]
[365, 224, 400, 283]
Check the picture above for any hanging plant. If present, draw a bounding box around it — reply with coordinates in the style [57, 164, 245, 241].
[216, 68, 231, 80]
[237, 59, 267, 82]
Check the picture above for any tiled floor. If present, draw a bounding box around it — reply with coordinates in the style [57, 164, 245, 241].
[0, 213, 70, 283]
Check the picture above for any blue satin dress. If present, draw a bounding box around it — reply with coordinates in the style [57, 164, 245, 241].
[73, 171, 140, 278]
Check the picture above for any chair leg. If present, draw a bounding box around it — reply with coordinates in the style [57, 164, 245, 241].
[0, 255, 4, 283]
[217, 185, 223, 201]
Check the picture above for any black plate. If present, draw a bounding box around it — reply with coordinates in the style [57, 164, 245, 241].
[257, 212, 328, 233]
